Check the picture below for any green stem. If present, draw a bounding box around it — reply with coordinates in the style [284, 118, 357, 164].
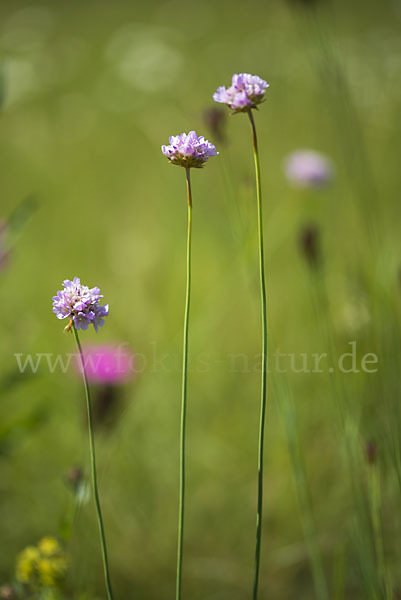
[176, 168, 192, 600]
[248, 110, 268, 600]
[72, 325, 114, 600]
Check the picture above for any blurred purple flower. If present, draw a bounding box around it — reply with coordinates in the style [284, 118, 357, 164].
[73, 344, 134, 429]
[213, 73, 269, 113]
[52, 277, 109, 332]
[75, 343, 134, 384]
[284, 150, 333, 187]
[161, 131, 218, 169]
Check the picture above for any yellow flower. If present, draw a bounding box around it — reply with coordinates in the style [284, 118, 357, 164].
[37, 537, 61, 557]
[37, 551, 67, 587]
[37, 558, 56, 587]
[15, 537, 68, 589]
[15, 546, 40, 583]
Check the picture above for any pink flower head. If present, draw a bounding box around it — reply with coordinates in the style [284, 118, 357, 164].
[284, 150, 334, 188]
[76, 343, 134, 384]
[213, 73, 269, 113]
[162, 130, 218, 169]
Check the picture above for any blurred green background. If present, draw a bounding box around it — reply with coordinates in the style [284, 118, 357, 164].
[1, 0, 401, 598]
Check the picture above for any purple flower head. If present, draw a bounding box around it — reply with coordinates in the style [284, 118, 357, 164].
[213, 73, 269, 113]
[161, 130, 218, 169]
[52, 277, 109, 332]
[284, 150, 334, 188]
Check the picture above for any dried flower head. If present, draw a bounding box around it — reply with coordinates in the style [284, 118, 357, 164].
[213, 73, 269, 113]
[365, 439, 378, 465]
[66, 466, 84, 492]
[299, 224, 321, 269]
[203, 107, 227, 145]
[52, 277, 109, 332]
[284, 150, 333, 187]
[161, 130, 218, 168]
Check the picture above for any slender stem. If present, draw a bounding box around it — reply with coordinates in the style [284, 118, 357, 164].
[248, 109, 268, 600]
[72, 326, 114, 600]
[176, 168, 192, 600]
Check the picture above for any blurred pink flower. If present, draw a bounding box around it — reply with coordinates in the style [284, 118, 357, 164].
[284, 150, 334, 188]
[75, 343, 134, 384]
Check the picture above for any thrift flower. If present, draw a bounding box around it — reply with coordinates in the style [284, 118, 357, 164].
[162, 127, 217, 600]
[213, 73, 269, 113]
[161, 130, 218, 168]
[60, 280, 115, 599]
[214, 72, 270, 599]
[284, 150, 333, 187]
[52, 277, 109, 332]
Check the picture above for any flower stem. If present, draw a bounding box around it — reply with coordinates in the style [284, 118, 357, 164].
[248, 109, 268, 600]
[72, 325, 114, 600]
[176, 168, 192, 600]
